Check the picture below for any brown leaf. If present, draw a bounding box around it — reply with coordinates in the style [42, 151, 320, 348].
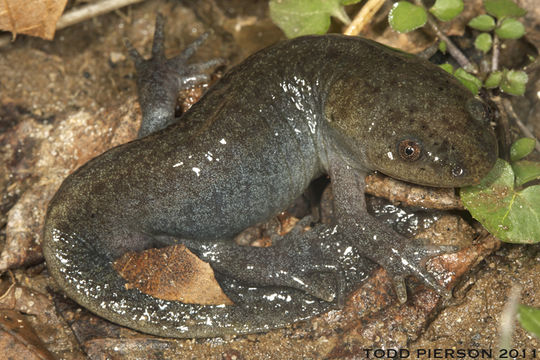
[113, 244, 233, 306]
[0, 310, 56, 360]
[0, 0, 68, 40]
[276, 212, 300, 236]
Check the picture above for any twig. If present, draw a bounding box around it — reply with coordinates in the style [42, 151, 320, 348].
[491, 34, 500, 72]
[0, 270, 16, 301]
[427, 16, 476, 73]
[0, 0, 145, 48]
[343, 0, 385, 36]
[56, 0, 144, 29]
[501, 98, 540, 152]
[413, 0, 476, 73]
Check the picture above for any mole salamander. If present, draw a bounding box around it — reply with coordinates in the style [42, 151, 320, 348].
[43, 15, 497, 338]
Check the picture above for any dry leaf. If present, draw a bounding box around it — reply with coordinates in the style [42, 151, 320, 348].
[0, 0, 68, 40]
[0, 310, 56, 360]
[114, 244, 233, 306]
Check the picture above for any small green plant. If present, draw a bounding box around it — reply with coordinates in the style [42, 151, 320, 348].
[270, 0, 530, 95]
[468, 0, 528, 95]
[461, 138, 540, 244]
[518, 304, 540, 339]
[389, 0, 463, 32]
[269, 0, 362, 38]
[389, 0, 529, 96]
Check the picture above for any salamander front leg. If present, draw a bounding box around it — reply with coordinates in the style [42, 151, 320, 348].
[328, 162, 457, 303]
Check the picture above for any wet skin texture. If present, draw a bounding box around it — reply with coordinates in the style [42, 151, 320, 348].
[43, 17, 497, 338]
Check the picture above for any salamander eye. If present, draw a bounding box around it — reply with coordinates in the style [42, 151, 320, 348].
[398, 140, 422, 161]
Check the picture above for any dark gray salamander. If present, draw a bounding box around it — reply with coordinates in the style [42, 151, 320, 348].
[43, 16, 497, 338]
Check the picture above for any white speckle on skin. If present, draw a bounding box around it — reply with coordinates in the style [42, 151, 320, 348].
[387, 151, 394, 160]
[173, 161, 184, 167]
[265, 293, 278, 301]
[219, 138, 227, 145]
[308, 120, 316, 134]
[192, 167, 201, 176]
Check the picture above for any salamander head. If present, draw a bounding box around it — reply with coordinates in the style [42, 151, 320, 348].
[323, 43, 497, 187]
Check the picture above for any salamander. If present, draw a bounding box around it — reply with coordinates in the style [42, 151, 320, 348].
[43, 15, 497, 338]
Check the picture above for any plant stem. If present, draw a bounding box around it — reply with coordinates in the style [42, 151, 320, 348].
[413, 0, 476, 73]
[491, 34, 500, 72]
[343, 0, 386, 36]
[427, 17, 476, 73]
[502, 98, 540, 152]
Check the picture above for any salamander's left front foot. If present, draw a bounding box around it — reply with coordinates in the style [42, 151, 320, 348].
[125, 13, 224, 137]
[377, 238, 457, 303]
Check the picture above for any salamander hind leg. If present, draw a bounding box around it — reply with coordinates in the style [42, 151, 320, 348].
[181, 224, 358, 304]
[125, 13, 223, 137]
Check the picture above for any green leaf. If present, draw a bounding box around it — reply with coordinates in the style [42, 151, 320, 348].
[439, 63, 454, 73]
[454, 68, 482, 95]
[461, 159, 540, 244]
[430, 0, 464, 21]
[495, 18, 525, 39]
[513, 160, 540, 187]
[510, 138, 536, 162]
[468, 14, 496, 31]
[389, 1, 427, 33]
[484, 71, 502, 88]
[500, 69, 528, 96]
[484, 0, 527, 19]
[518, 304, 540, 338]
[474, 33, 492, 53]
[438, 40, 447, 53]
[269, 0, 352, 38]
